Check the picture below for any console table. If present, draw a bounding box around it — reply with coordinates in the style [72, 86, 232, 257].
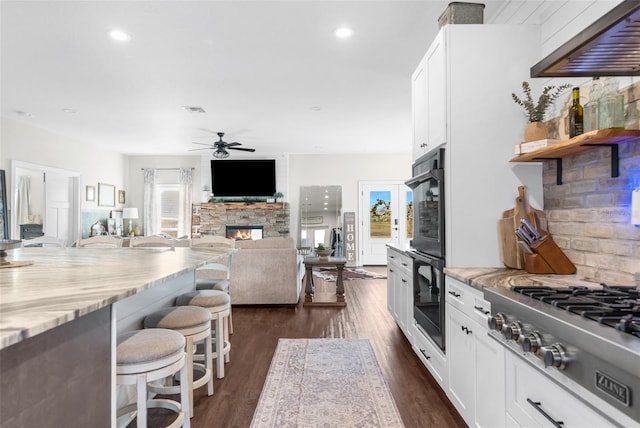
[303, 256, 347, 307]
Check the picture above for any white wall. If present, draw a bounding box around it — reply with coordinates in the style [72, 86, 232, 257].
[1, 117, 126, 238]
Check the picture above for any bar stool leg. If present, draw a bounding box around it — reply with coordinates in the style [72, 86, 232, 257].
[215, 315, 224, 378]
[136, 374, 147, 428]
[180, 360, 191, 428]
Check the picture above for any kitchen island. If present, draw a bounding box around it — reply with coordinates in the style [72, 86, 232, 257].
[0, 246, 232, 427]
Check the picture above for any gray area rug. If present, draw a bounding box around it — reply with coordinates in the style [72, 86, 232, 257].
[251, 338, 405, 427]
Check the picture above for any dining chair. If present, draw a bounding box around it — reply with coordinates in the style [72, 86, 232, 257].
[191, 235, 235, 334]
[22, 235, 67, 247]
[73, 235, 123, 248]
[130, 234, 176, 248]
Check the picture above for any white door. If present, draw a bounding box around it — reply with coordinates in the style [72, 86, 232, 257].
[359, 181, 412, 265]
[44, 172, 75, 246]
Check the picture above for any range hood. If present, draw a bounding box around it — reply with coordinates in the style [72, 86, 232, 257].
[531, 1, 640, 77]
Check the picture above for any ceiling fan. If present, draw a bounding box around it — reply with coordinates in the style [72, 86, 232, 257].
[189, 132, 256, 159]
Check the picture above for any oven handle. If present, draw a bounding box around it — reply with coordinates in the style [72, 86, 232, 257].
[409, 251, 444, 269]
[526, 398, 564, 427]
[404, 169, 444, 189]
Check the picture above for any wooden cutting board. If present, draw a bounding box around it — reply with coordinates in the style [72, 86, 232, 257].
[498, 186, 547, 269]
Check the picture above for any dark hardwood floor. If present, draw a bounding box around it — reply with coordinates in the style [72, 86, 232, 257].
[143, 267, 467, 427]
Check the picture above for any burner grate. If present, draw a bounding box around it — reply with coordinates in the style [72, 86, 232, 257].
[511, 284, 640, 336]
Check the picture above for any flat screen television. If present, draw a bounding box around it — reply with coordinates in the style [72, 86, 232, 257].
[211, 159, 276, 197]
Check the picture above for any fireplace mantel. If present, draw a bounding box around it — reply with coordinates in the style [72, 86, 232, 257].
[194, 202, 289, 238]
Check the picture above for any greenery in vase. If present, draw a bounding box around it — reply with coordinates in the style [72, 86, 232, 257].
[512, 81, 571, 123]
[316, 244, 326, 251]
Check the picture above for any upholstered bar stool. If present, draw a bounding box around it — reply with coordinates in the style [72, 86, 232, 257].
[143, 306, 213, 417]
[116, 328, 190, 428]
[175, 290, 231, 379]
[192, 235, 235, 334]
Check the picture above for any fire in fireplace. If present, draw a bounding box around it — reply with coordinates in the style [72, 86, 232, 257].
[226, 225, 263, 240]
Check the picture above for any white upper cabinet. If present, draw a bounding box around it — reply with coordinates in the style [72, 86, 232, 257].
[412, 30, 445, 160]
[411, 56, 428, 159]
[425, 30, 446, 152]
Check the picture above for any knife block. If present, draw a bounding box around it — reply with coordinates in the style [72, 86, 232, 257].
[524, 236, 576, 274]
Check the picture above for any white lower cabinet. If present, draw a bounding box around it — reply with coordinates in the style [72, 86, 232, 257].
[386, 247, 413, 341]
[412, 323, 447, 390]
[505, 352, 614, 428]
[446, 276, 505, 428]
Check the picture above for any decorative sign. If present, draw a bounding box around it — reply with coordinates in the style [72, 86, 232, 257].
[343, 212, 357, 267]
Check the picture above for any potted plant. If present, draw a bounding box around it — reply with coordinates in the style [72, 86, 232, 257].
[512, 81, 571, 141]
[315, 243, 332, 259]
[273, 191, 284, 207]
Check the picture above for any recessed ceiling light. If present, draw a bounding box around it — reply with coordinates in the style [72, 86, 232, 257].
[62, 108, 77, 114]
[15, 110, 34, 118]
[109, 30, 131, 42]
[334, 27, 354, 39]
[181, 106, 206, 113]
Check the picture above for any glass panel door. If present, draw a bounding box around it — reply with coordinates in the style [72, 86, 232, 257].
[360, 181, 411, 265]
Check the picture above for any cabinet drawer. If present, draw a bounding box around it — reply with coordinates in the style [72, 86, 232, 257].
[445, 276, 483, 315]
[412, 323, 447, 390]
[388, 250, 412, 276]
[20, 224, 43, 240]
[505, 352, 612, 428]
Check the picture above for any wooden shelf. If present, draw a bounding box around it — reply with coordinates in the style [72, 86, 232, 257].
[510, 129, 640, 184]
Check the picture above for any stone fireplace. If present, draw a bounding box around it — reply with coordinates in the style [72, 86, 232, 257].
[226, 225, 263, 240]
[196, 202, 290, 239]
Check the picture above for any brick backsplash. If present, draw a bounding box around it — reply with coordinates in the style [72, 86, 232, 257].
[542, 80, 640, 283]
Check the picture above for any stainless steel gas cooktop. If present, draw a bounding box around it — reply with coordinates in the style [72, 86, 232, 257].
[484, 283, 640, 423]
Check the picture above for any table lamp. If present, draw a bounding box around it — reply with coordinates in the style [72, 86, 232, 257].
[122, 207, 139, 236]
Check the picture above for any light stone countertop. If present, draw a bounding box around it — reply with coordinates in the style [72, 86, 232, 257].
[444, 267, 606, 292]
[0, 247, 232, 350]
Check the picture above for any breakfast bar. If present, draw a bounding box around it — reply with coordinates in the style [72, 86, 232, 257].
[0, 246, 232, 427]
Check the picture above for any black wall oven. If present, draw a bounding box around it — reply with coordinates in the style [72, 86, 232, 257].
[406, 146, 447, 352]
[411, 250, 446, 351]
[405, 147, 445, 258]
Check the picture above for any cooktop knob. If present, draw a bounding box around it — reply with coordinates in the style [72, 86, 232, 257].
[542, 344, 568, 370]
[504, 322, 523, 341]
[521, 332, 542, 353]
[488, 313, 506, 332]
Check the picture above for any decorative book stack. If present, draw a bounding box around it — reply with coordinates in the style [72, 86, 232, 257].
[514, 139, 560, 156]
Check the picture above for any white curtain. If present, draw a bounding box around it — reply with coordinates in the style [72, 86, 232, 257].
[143, 168, 158, 236]
[178, 168, 193, 238]
[17, 176, 31, 225]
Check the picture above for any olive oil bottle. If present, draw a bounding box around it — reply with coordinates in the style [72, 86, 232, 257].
[569, 87, 584, 138]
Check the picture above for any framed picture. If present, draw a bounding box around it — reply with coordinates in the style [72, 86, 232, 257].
[110, 210, 123, 236]
[98, 183, 116, 207]
[86, 185, 95, 202]
[118, 190, 125, 204]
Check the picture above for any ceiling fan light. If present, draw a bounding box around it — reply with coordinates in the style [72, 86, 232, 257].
[213, 150, 230, 159]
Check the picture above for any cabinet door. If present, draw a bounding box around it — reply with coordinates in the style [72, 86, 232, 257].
[398, 268, 412, 339]
[446, 303, 474, 423]
[474, 324, 505, 428]
[425, 30, 446, 148]
[386, 263, 396, 315]
[412, 55, 428, 160]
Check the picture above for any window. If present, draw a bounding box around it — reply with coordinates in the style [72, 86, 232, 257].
[156, 184, 180, 237]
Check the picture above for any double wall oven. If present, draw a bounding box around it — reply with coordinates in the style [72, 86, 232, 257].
[405, 146, 446, 351]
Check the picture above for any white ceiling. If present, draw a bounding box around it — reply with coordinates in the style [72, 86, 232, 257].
[1, 1, 509, 157]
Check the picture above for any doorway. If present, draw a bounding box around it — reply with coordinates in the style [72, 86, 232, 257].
[11, 160, 81, 245]
[359, 181, 412, 265]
